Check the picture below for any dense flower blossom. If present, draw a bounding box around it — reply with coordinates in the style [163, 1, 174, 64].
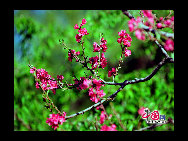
[74, 18, 89, 43]
[46, 113, 66, 130]
[100, 37, 108, 52]
[99, 111, 106, 124]
[88, 87, 105, 103]
[100, 53, 107, 69]
[89, 55, 99, 70]
[93, 42, 100, 52]
[108, 68, 116, 77]
[117, 30, 132, 47]
[30, 67, 58, 94]
[68, 49, 80, 62]
[93, 37, 108, 52]
[135, 29, 145, 41]
[124, 48, 131, 57]
[91, 79, 103, 90]
[100, 124, 117, 131]
[73, 77, 91, 90]
[128, 17, 141, 32]
[164, 38, 174, 52]
[57, 75, 64, 82]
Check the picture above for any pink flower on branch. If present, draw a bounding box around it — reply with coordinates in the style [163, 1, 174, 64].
[74, 18, 89, 43]
[99, 111, 106, 124]
[164, 38, 174, 52]
[46, 112, 66, 130]
[68, 49, 80, 62]
[100, 124, 117, 131]
[100, 53, 107, 69]
[124, 48, 131, 57]
[89, 55, 99, 70]
[30, 67, 58, 94]
[117, 30, 132, 47]
[88, 87, 105, 103]
[108, 68, 117, 77]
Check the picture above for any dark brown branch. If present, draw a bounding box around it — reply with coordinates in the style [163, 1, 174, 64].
[65, 55, 173, 120]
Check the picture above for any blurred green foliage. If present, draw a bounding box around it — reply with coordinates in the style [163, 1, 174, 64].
[14, 10, 174, 131]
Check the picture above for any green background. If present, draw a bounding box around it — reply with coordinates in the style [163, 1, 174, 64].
[14, 10, 174, 131]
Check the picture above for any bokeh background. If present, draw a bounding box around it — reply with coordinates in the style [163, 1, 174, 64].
[14, 10, 174, 131]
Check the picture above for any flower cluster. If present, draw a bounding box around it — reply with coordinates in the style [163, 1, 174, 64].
[97, 108, 116, 131]
[93, 37, 108, 52]
[164, 38, 174, 52]
[117, 30, 132, 58]
[128, 17, 146, 40]
[30, 67, 63, 94]
[99, 111, 107, 124]
[117, 30, 132, 47]
[128, 10, 174, 41]
[68, 49, 80, 62]
[74, 18, 89, 43]
[88, 78, 105, 103]
[73, 77, 92, 90]
[156, 15, 174, 29]
[108, 68, 117, 77]
[89, 53, 107, 70]
[46, 113, 66, 130]
[100, 124, 117, 131]
[73, 77, 105, 103]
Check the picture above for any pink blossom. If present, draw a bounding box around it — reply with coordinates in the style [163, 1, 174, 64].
[73, 77, 92, 90]
[78, 28, 89, 36]
[99, 111, 106, 124]
[82, 18, 87, 25]
[164, 38, 174, 51]
[30, 67, 36, 73]
[156, 23, 163, 29]
[46, 112, 66, 130]
[92, 79, 103, 90]
[35, 82, 40, 89]
[68, 49, 80, 62]
[171, 16, 174, 21]
[138, 107, 145, 116]
[74, 24, 79, 29]
[88, 88, 105, 103]
[49, 80, 58, 94]
[74, 18, 89, 43]
[135, 29, 145, 40]
[159, 17, 163, 21]
[100, 53, 107, 69]
[89, 55, 99, 69]
[164, 19, 172, 26]
[128, 18, 136, 32]
[100, 124, 117, 131]
[108, 68, 116, 77]
[57, 75, 64, 82]
[124, 48, 131, 57]
[75, 34, 82, 43]
[117, 30, 132, 47]
[93, 42, 100, 52]
[100, 37, 108, 52]
[80, 79, 92, 90]
[33, 68, 58, 94]
[88, 88, 100, 103]
[142, 10, 153, 18]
